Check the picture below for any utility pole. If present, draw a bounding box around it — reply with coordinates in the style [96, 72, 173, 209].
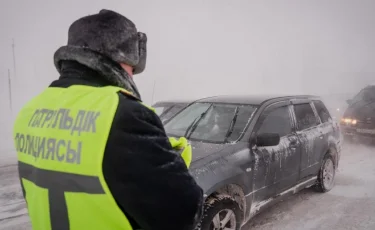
[8, 69, 12, 112]
[12, 38, 17, 80]
[151, 80, 156, 104]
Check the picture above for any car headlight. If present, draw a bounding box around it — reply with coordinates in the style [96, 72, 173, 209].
[341, 118, 357, 125]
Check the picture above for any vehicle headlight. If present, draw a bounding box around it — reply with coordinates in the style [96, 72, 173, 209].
[341, 118, 357, 125]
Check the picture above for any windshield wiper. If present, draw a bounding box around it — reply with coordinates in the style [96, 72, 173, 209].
[224, 107, 239, 142]
[184, 104, 213, 139]
[183, 116, 200, 138]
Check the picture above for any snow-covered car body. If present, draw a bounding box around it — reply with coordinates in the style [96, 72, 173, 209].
[164, 95, 342, 228]
[341, 85, 375, 143]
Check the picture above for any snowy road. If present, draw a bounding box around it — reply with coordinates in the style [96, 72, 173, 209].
[0, 164, 30, 230]
[1, 143, 375, 230]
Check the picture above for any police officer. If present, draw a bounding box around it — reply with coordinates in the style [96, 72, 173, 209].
[13, 9, 203, 230]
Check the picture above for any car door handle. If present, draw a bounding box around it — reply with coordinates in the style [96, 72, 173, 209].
[289, 141, 298, 148]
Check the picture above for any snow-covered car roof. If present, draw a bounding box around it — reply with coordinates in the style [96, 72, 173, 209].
[152, 99, 193, 107]
[197, 94, 320, 105]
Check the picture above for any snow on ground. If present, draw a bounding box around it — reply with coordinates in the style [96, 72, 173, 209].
[0, 143, 375, 230]
[0, 164, 29, 230]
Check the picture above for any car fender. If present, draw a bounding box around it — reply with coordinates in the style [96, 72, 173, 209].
[190, 147, 252, 198]
[324, 135, 340, 168]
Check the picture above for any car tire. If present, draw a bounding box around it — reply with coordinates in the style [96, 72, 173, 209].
[197, 194, 243, 230]
[315, 154, 336, 193]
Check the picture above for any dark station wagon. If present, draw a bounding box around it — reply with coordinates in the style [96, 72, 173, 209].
[341, 85, 375, 144]
[164, 95, 342, 230]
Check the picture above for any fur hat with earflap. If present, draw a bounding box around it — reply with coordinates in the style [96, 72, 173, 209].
[54, 9, 147, 99]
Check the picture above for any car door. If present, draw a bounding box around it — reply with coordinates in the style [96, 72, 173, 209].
[251, 101, 301, 200]
[291, 100, 323, 181]
[311, 100, 333, 165]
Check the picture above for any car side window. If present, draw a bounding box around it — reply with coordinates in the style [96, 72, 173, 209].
[313, 100, 332, 123]
[257, 106, 292, 137]
[294, 103, 319, 130]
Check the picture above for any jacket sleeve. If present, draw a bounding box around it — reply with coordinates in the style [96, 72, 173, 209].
[102, 94, 204, 230]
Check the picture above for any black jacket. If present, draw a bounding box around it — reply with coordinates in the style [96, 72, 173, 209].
[50, 61, 203, 230]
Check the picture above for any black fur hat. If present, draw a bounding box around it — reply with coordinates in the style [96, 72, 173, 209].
[54, 9, 147, 99]
[68, 9, 144, 69]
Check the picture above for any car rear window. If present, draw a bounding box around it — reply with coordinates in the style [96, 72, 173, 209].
[165, 103, 257, 143]
[293, 103, 319, 130]
[313, 100, 332, 123]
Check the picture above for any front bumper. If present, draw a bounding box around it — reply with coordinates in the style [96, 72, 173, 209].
[341, 125, 375, 143]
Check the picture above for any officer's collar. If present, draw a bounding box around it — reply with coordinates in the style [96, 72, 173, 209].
[54, 46, 141, 100]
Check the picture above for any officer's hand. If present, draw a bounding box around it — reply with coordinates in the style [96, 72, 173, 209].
[169, 137, 192, 168]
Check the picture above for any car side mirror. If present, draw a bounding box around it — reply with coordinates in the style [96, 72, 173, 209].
[256, 133, 280, 147]
[346, 99, 352, 105]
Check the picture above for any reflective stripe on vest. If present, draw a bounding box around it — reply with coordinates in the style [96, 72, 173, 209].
[13, 85, 139, 230]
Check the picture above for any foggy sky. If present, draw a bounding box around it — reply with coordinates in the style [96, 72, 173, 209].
[1, 0, 375, 152]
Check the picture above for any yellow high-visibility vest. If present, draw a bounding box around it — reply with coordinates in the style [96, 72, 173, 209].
[13, 85, 136, 230]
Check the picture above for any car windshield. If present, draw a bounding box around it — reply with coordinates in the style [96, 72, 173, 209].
[164, 102, 257, 143]
[351, 86, 375, 104]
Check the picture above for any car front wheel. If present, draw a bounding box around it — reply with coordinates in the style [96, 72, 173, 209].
[198, 195, 242, 230]
[315, 154, 336, 192]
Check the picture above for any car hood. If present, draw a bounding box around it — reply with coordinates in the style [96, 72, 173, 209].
[189, 140, 230, 161]
[344, 101, 375, 120]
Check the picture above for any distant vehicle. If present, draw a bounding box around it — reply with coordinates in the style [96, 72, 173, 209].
[341, 85, 375, 144]
[320, 93, 352, 121]
[152, 100, 191, 124]
[164, 95, 342, 230]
